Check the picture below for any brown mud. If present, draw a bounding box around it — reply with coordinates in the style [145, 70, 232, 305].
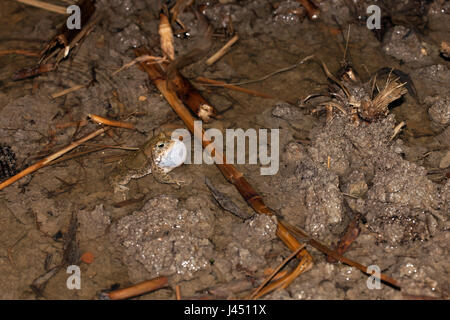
[0, 0, 449, 299]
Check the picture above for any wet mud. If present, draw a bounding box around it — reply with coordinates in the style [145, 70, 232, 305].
[0, 0, 449, 299]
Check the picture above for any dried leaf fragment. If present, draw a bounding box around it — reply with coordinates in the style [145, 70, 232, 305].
[159, 13, 175, 60]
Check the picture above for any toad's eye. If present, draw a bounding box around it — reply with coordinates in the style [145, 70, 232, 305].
[157, 143, 165, 148]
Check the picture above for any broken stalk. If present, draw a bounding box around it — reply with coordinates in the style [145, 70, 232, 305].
[135, 47, 313, 295]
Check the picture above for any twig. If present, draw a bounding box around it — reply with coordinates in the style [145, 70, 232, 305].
[206, 34, 239, 66]
[102, 277, 168, 300]
[47, 144, 138, 167]
[403, 293, 443, 300]
[137, 52, 218, 122]
[112, 55, 167, 76]
[327, 214, 361, 263]
[15, 0, 68, 15]
[248, 245, 304, 299]
[0, 50, 39, 57]
[51, 84, 86, 99]
[39, 0, 97, 65]
[202, 55, 314, 87]
[88, 114, 136, 130]
[195, 77, 276, 100]
[12, 64, 54, 81]
[46, 146, 108, 166]
[0, 127, 108, 191]
[55, 119, 89, 129]
[390, 121, 406, 141]
[263, 268, 289, 281]
[159, 13, 175, 60]
[175, 285, 182, 300]
[280, 219, 400, 288]
[81, 143, 138, 151]
[170, 0, 194, 25]
[296, 0, 320, 20]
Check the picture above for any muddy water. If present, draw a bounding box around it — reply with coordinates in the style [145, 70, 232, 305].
[0, 0, 448, 299]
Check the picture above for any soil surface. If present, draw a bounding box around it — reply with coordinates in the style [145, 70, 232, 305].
[0, 0, 449, 299]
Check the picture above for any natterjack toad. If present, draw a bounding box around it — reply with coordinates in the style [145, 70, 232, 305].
[110, 132, 187, 193]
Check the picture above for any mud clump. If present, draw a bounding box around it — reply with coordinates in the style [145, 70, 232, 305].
[412, 64, 450, 98]
[272, 0, 306, 24]
[390, 231, 450, 297]
[364, 159, 440, 244]
[273, 106, 447, 245]
[225, 214, 277, 274]
[383, 26, 433, 64]
[112, 23, 148, 53]
[425, 95, 450, 125]
[111, 195, 215, 282]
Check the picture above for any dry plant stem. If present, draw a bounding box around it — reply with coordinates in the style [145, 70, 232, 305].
[54, 11, 100, 64]
[320, 60, 351, 98]
[39, 0, 96, 65]
[296, 0, 320, 20]
[170, 0, 194, 24]
[106, 277, 168, 300]
[168, 71, 217, 121]
[14, 1, 96, 81]
[82, 143, 138, 151]
[206, 34, 239, 66]
[175, 285, 182, 300]
[253, 254, 312, 299]
[326, 214, 361, 263]
[55, 119, 88, 129]
[13, 64, 54, 81]
[0, 127, 108, 191]
[48, 144, 139, 166]
[390, 121, 406, 141]
[0, 50, 39, 57]
[46, 146, 108, 166]
[112, 55, 166, 76]
[403, 293, 442, 300]
[51, 84, 86, 99]
[280, 220, 400, 288]
[195, 77, 276, 100]
[159, 13, 175, 60]
[264, 269, 289, 281]
[249, 245, 305, 299]
[222, 55, 314, 87]
[16, 0, 68, 15]
[135, 48, 217, 122]
[88, 114, 136, 129]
